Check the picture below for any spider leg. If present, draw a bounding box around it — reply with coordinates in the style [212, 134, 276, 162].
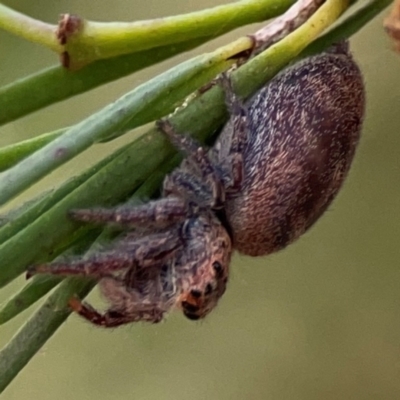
[218, 72, 246, 118]
[27, 229, 182, 279]
[217, 73, 250, 191]
[69, 197, 189, 227]
[27, 253, 136, 279]
[163, 170, 215, 208]
[70, 274, 176, 327]
[68, 297, 164, 327]
[157, 119, 225, 208]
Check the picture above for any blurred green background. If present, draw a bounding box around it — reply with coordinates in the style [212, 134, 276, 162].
[1, 1, 400, 399]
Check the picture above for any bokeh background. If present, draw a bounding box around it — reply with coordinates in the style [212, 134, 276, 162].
[1, 1, 400, 399]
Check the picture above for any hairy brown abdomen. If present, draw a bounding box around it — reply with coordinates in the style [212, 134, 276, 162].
[224, 48, 365, 256]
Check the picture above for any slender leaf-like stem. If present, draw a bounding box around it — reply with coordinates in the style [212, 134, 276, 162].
[0, 0, 295, 68]
[0, 145, 127, 246]
[0, 129, 64, 172]
[0, 4, 60, 51]
[0, 277, 94, 393]
[65, 0, 295, 67]
[0, 0, 373, 127]
[0, 38, 208, 127]
[0, 275, 62, 324]
[0, 41, 246, 205]
[0, 0, 379, 171]
[303, 0, 393, 56]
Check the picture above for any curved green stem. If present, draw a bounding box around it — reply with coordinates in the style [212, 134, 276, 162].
[0, 4, 60, 51]
[0, 38, 251, 205]
[0, 277, 95, 394]
[0, 1, 296, 69]
[303, 0, 393, 56]
[0, 38, 208, 126]
[66, 0, 295, 67]
[0, 129, 64, 172]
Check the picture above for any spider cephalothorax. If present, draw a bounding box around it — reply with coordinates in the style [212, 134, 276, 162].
[27, 43, 365, 327]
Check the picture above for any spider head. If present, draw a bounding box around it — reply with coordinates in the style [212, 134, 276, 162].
[178, 212, 232, 320]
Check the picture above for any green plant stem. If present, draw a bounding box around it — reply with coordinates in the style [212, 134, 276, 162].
[0, 0, 379, 128]
[0, 38, 208, 127]
[0, 4, 60, 51]
[0, 1, 295, 68]
[65, 0, 295, 67]
[0, 0, 386, 170]
[303, 0, 393, 56]
[0, 275, 62, 324]
[0, 277, 94, 393]
[0, 39, 250, 205]
[0, 129, 64, 172]
[0, 145, 127, 246]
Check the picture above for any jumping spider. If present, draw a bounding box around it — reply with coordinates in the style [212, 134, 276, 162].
[28, 45, 365, 327]
[27, 75, 242, 327]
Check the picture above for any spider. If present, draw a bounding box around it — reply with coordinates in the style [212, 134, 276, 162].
[27, 44, 365, 327]
[26, 75, 242, 327]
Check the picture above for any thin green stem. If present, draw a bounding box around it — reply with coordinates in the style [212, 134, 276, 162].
[303, 0, 393, 56]
[0, 129, 64, 172]
[0, 275, 62, 325]
[0, 4, 60, 51]
[0, 277, 94, 393]
[0, 1, 295, 68]
[0, 38, 208, 127]
[0, 0, 375, 128]
[67, 0, 295, 67]
[0, 48, 235, 205]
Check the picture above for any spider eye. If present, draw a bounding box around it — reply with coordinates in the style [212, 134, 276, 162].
[190, 289, 202, 298]
[212, 261, 223, 276]
[205, 283, 213, 295]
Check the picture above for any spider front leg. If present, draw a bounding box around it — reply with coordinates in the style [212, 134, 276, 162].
[217, 73, 250, 192]
[27, 228, 182, 279]
[157, 119, 225, 208]
[26, 252, 136, 279]
[70, 197, 189, 228]
[69, 275, 174, 327]
[68, 297, 164, 327]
